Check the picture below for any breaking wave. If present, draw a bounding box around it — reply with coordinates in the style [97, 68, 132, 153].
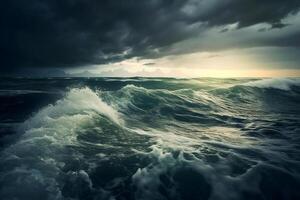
[241, 78, 300, 90]
[0, 87, 123, 199]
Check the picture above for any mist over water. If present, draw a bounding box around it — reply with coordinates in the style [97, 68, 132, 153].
[0, 77, 300, 200]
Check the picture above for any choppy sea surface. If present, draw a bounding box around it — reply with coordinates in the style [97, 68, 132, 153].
[0, 77, 300, 200]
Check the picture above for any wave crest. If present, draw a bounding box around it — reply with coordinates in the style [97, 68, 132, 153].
[23, 87, 122, 130]
[242, 78, 300, 91]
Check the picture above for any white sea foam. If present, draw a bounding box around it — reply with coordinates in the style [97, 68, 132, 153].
[132, 147, 178, 200]
[242, 78, 300, 91]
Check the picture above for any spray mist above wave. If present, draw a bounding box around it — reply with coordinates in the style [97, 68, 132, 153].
[241, 78, 300, 91]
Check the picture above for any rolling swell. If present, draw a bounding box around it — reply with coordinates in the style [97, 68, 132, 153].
[0, 78, 300, 200]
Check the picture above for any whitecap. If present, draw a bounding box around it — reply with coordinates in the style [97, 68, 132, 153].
[242, 78, 300, 91]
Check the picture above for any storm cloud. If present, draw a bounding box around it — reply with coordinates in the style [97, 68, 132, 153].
[1, 0, 300, 74]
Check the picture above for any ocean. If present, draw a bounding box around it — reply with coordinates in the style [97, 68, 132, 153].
[0, 77, 300, 200]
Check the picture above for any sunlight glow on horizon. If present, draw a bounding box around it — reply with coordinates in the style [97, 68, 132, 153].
[81, 65, 300, 78]
[72, 48, 300, 78]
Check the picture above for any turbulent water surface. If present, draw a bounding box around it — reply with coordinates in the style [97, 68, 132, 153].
[0, 77, 300, 200]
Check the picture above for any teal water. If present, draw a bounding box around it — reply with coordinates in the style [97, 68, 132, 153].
[0, 77, 300, 200]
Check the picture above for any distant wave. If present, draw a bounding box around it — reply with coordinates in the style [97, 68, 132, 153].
[242, 78, 300, 91]
[0, 89, 52, 96]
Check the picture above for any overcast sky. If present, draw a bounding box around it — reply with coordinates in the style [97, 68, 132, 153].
[1, 0, 300, 77]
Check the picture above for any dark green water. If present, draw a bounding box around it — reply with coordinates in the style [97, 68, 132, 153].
[0, 77, 300, 200]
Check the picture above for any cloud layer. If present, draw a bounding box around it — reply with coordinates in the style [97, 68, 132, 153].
[1, 0, 300, 74]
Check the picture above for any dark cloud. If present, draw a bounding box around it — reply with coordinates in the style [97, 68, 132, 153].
[219, 28, 229, 33]
[1, 0, 300, 74]
[143, 62, 156, 66]
[185, 0, 300, 28]
[270, 22, 289, 29]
